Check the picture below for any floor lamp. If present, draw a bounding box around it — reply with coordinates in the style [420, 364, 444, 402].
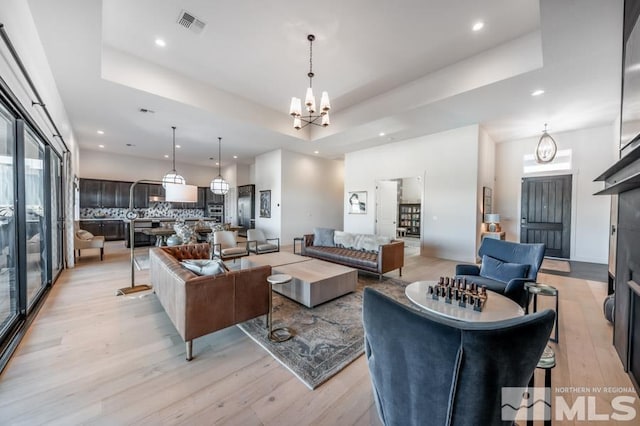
[116, 179, 197, 296]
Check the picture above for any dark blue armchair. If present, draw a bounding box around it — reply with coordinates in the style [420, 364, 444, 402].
[456, 238, 545, 307]
[363, 288, 555, 426]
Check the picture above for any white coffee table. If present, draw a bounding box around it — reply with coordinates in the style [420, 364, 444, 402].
[241, 252, 312, 269]
[272, 259, 357, 308]
[405, 280, 524, 322]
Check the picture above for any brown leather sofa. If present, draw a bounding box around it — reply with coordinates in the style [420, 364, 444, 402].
[149, 243, 271, 360]
[301, 234, 404, 280]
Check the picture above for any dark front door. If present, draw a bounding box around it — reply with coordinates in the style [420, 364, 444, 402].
[520, 175, 572, 258]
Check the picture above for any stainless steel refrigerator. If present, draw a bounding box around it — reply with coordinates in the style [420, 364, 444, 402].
[237, 184, 255, 237]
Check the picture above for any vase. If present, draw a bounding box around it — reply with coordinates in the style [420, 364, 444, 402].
[166, 234, 182, 246]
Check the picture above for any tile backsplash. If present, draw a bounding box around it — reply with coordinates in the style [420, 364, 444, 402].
[80, 202, 205, 219]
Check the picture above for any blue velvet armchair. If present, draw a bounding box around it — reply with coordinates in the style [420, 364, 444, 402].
[456, 238, 545, 307]
[363, 288, 555, 426]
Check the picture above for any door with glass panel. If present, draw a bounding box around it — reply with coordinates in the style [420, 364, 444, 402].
[50, 152, 63, 279]
[0, 104, 17, 338]
[23, 126, 48, 308]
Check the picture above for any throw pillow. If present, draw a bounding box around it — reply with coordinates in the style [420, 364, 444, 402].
[479, 255, 529, 284]
[181, 259, 229, 276]
[334, 231, 355, 248]
[313, 227, 335, 247]
[76, 230, 94, 240]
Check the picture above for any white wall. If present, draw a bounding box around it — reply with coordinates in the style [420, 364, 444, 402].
[0, 0, 80, 266]
[281, 150, 344, 243]
[477, 127, 497, 253]
[495, 125, 615, 263]
[400, 177, 422, 203]
[344, 125, 480, 262]
[254, 150, 282, 239]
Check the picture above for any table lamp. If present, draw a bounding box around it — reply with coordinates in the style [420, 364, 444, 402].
[484, 214, 500, 232]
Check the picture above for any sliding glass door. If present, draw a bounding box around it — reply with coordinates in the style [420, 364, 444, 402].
[0, 104, 17, 338]
[50, 152, 63, 279]
[23, 126, 48, 308]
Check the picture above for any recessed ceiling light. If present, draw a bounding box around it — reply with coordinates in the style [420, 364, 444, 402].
[215, 162, 219, 166]
[175, 145, 181, 148]
[472, 21, 484, 32]
[97, 130, 104, 135]
[314, 150, 319, 154]
[126, 143, 135, 147]
[531, 89, 545, 97]
[164, 154, 169, 158]
[98, 144, 104, 148]
[379, 132, 385, 137]
[233, 155, 238, 159]
[155, 38, 166, 47]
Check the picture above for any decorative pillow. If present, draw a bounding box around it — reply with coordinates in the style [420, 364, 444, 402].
[333, 231, 354, 248]
[181, 258, 229, 276]
[174, 223, 197, 244]
[354, 234, 391, 252]
[313, 227, 335, 247]
[76, 230, 94, 240]
[479, 255, 529, 284]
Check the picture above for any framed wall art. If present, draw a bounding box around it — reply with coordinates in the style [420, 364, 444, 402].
[348, 191, 367, 214]
[259, 190, 271, 218]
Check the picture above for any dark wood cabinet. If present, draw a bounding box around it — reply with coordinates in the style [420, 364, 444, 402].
[79, 220, 124, 241]
[133, 184, 148, 208]
[196, 187, 207, 209]
[79, 179, 132, 208]
[79, 179, 101, 208]
[206, 191, 224, 205]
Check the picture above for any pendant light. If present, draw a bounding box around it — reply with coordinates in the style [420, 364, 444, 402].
[162, 126, 185, 188]
[535, 123, 558, 163]
[210, 137, 229, 195]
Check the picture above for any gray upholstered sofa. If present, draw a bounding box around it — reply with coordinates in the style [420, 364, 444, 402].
[149, 243, 271, 360]
[301, 228, 404, 279]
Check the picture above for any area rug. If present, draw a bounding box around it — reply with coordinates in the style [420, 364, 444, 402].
[237, 275, 412, 390]
[541, 258, 571, 273]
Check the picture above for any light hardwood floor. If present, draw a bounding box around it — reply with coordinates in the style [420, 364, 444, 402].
[0, 242, 637, 425]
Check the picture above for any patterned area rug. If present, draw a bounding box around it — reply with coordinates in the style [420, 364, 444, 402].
[237, 275, 412, 389]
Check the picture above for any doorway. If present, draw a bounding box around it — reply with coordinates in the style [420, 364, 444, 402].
[520, 175, 572, 258]
[376, 176, 423, 257]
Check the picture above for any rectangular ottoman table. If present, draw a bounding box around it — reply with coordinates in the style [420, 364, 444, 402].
[272, 259, 358, 308]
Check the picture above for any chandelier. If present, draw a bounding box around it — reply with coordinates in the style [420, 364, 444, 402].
[289, 34, 331, 130]
[162, 126, 186, 188]
[210, 137, 229, 195]
[535, 123, 558, 163]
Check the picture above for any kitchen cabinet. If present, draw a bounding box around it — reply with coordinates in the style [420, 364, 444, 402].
[196, 187, 207, 209]
[206, 191, 224, 205]
[79, 179, 131, 208]
[79, 220, 124, 241]
[133, 184, 148, 208]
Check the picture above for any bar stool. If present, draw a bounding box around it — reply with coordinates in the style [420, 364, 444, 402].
[527, 345, 556, 426]
[525, 282, 559, 343]
[267, 274, 294, 342]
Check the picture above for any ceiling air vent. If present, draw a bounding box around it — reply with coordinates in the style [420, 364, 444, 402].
[177, 10, 206, 34]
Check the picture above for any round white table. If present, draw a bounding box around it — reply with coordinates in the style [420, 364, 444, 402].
[405, 280, 524, 322]
[267, 274, 294, 342]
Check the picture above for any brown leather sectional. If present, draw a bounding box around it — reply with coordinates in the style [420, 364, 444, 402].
[301, 234, 404, 280]
[149, 243, 271, 360]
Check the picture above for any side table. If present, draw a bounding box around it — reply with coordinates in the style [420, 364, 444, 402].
[267, 274, 294, 342]
[527, 345, 556, 426]
[525, 282, 559, 343]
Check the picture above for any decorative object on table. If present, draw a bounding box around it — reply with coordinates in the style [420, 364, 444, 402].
[259, 190, 271, 218]
[237, 274, 411, 389]
[535, 123, 558, 163]
[427, 276, 488, 312]
[484, 213, 501, 232]
[482, 186, 492, 215]
[289, 34, 331, 130]
[162, 126, 185, 188]
[210, 137, 229, 195]
[166, 234, 182, 247]
[347, 191, 367, 214]
[362, 288, 555, 426]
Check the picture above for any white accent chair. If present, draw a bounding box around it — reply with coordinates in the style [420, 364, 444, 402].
[246, 229, 280, 254]
[74, 223, 105, 261]
[212, 230, 249, 261]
